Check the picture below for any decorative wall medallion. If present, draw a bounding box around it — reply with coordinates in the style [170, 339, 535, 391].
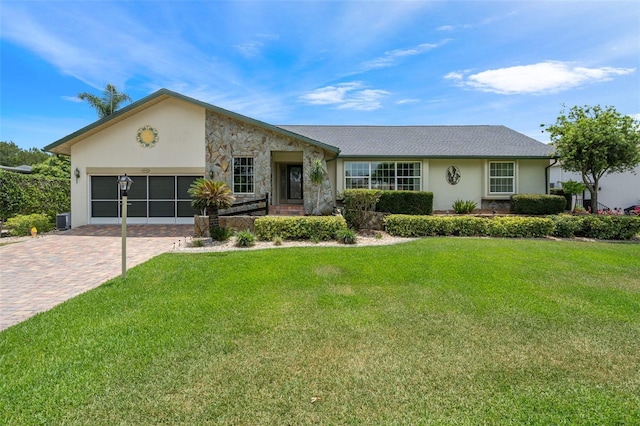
[446, 166, 461, 185]
[136, 125, 159, 148]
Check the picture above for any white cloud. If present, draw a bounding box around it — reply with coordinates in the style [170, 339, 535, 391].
[299, 82, 389, 111]
[396, 98, 420, 105]
[359, 40, 450, 72]
[448, 61, 636, 95]
[235, 41, 264, 58]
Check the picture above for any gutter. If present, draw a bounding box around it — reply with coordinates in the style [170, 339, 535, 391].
[545, 157, 559, 194]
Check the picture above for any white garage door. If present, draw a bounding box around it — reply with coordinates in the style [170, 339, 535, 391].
[90, 175, 202, 224]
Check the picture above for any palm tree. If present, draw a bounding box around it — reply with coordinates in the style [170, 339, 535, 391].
[188, 178, 235, 231]
[77, 84, 132, 118]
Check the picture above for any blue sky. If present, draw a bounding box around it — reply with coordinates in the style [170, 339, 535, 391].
[1, 0, 639, 151]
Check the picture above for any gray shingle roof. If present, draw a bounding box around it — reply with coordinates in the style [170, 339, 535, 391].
[277, 125, 554, 158]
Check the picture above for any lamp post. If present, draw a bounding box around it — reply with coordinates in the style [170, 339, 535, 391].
[118, 174, 133, 279]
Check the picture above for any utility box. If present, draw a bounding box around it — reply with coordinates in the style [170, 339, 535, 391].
[56, 213, 71, 230]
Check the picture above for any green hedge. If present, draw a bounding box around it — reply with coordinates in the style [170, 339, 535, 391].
[254, 216, 348, 241]
[342, 189, 383, 230]
[511, 194, 566, 215]
[376, 191, 433, 215]
[0, 170, 70, 221]
[550, 188, 571, 211]
[385, 214, 640, 240]
[385, 215, 554, 238]
[5, 213, 55, 236]
[551, 214, 640, 240]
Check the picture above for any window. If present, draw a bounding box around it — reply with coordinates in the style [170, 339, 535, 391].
[344, 161, 421, 191]
[233, 157, 254, 193]
[489, 162, 515, 193]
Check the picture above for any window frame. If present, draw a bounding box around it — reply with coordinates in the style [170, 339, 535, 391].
[344, 161, 421, 191]
[488, 161, 516, 194]
[233, 156, 255, 194]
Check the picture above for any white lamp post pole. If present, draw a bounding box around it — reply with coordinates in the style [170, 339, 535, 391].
[118, 175, 133, 279]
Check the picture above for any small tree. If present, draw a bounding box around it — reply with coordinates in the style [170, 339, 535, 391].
[561, 180, 586, 212]
[78, 84, 132, 118]
[544, 105, 640, 212]
[310, 158, 325, 215]
[187, 178, 235, 232]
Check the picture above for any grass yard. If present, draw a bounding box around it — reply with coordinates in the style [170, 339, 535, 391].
[1, 238, 639, 424]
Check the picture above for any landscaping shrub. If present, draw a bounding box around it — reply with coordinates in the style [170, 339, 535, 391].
[342, 189, 382, 230]
[254, 216, 347, 241]
[485, 216, 554, 238]
[580, 215, 640, 240]
[376, 191, 433, 215]
[452, 199, 478, 214]
[550, 214, 584, 238]
[549, 215, 640, 240]
[0, 170, 70, 220]
[210, 226, 234, 241]
[5, 213, 54, 236]
[385, 214, 553, 238]
[550, 188, 571, 211]
[335, 228, 358, 244]
[511, 194, 566, 215]
[235, 230, 256, 247]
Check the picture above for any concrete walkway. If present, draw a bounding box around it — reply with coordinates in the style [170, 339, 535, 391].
[0, 225, 192, 331]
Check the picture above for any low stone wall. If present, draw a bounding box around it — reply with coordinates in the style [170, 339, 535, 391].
[219, 216, 257, 232]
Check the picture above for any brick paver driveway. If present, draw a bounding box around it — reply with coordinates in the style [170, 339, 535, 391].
[0, 225, 192, 331]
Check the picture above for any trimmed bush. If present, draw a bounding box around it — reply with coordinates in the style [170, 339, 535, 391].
[376, 191, 433, 215]
[342, 189, 382, 230]
[549, 188, 571, 211]
[580, 215, 640, 240]
[0, 170, 70, 220]
[550, 214, 584, 238]
[254, 216, 347, 241]
[384, 214, 553, 238]
[5, 213, 54, 236]
[511, 194, 566, 215]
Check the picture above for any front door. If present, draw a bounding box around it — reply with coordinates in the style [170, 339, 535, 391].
[287, 165, 303, 200]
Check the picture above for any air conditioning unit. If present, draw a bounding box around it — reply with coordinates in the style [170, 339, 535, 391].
[56, 213, 71, 230]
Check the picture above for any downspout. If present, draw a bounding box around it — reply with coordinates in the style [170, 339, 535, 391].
[545, 157, 559, 194]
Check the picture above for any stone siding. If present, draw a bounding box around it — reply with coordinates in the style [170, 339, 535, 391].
[205, 111, 333, 214]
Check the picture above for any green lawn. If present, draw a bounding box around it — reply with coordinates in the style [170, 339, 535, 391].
[1, 238, 639, 424]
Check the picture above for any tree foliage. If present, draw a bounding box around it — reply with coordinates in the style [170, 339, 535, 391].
[77, 84, 132, 118]
[32, 155, 71, 179]
[544, 105, 640, 211]
[0, 141, 50, 167]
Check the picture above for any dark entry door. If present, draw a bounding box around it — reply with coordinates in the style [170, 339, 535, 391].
[287, 165, 303, 200]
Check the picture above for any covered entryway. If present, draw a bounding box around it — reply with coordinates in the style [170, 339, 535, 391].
[89, 175, 201, 224]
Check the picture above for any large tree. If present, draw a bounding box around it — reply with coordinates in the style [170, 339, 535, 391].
[77, 84, 132, 118]
[0, 141, 50, 167]
[544, 105, 640, 212]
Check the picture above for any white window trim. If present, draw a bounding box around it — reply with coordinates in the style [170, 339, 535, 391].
[232, 156, 255, 194]
[487, 161, 517, 195]
[344, 161, 422, 191]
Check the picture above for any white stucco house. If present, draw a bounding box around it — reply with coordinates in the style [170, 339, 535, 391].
[549, 163, 640, 211]
[45, 89, 555, 228]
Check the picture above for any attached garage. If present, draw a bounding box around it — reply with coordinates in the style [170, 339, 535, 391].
[89, 175, 201, 224]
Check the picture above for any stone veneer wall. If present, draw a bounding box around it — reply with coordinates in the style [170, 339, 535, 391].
[205, 111, 334, 214]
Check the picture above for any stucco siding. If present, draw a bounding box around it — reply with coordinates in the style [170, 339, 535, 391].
[428, 159, 484, 211]
[70, 98, 206, 227]
[517, 159, 548, 195]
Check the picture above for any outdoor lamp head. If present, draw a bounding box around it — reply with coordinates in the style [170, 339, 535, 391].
[118, 174, 133, 194]
[74, 167, 80, 179]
